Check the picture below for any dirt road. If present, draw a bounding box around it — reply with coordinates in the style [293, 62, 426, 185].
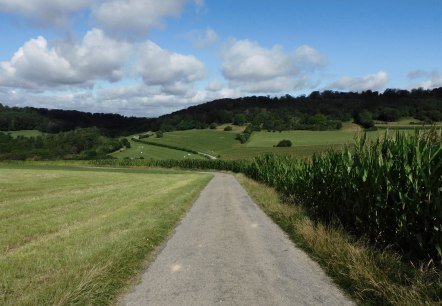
[121, 173, 353, 306]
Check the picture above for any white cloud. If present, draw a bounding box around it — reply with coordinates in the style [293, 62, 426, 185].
[407, 70, 442, 89]
[293, 45, 327, 69]
[327, 71, 389, 91]
[93, 0, 187, 38]
[135, 41, 205, 91]
[0, 0, 92, 26]
[188, 28, 219, 48]
[0, 0, 199, 38]
[0, 29, 131, 89]
[220, 39, 326, 93]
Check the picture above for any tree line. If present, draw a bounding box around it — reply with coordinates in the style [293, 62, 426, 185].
[1, 87, 441, 136]
[0, 128, 130, 160]
[151, 87, 442, 132]
[0, 104, 152, 136]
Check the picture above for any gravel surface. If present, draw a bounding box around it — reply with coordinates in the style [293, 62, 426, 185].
[121, 173, 353, 306]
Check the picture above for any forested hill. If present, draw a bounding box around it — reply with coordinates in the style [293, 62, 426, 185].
[152, 87, 442, 131]
[1, 87, 442, 135]
[0, 105, 153, 136]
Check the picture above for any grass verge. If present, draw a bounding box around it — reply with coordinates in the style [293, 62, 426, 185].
[0, 165, 211, 305]
[235, 173, 441, 305]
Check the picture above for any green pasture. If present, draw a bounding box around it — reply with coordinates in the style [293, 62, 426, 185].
[147, 129, 239, 157]
[0, 165, 211, 305]
[246, 130, 365, 147]
[111, 139, 204, 160]
[117, 126, 426, 160]
[0, 130, 44, 138]
[375, 117, 442, 129]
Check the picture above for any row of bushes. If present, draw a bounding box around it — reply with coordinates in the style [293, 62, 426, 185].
[92, 157, 247, 173]
[235, 124, 260, 144]
[93, 130, 441, 264]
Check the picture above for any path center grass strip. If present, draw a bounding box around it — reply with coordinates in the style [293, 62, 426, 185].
[0, 166, 211, 305]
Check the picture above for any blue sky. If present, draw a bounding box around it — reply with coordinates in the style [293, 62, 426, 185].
[0, 0, 441, 117]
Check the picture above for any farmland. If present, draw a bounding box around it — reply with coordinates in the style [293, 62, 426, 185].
[0, 165, 211, 305]
[0, 130, 44, 138]
[111, 138, 204, 160]
[118, 122, 427, 160]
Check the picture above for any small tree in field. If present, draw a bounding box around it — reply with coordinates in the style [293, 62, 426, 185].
[156, 130, 164, 138]
[274, 139, 292, 147]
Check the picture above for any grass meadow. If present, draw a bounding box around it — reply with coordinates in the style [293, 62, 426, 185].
[0, 165, 211, 305]
[141, 123, 423, 160]
[146, 129, 238, 157]
[0, 130, 44, 138]
[111, 138, 204, 160]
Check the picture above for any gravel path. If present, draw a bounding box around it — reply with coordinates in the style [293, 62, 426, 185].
[121, 173, 353, 306]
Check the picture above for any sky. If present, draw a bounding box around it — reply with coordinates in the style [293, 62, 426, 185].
[0, 0, 441, 117]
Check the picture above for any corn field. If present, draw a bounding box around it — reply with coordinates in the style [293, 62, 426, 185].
[93, 130, 441, 263]
[246, 130, 442, 263]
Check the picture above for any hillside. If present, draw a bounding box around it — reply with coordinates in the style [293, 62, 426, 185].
[0, 104, 153, 136]
[2, 87, 442, 137]
[151, 87, 442, 132]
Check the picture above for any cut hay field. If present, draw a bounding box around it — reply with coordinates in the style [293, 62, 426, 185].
[0, 165, 211, 305]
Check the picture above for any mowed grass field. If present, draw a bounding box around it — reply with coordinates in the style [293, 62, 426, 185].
[0, 165, 211, 305]
[111, 138, 204, 160]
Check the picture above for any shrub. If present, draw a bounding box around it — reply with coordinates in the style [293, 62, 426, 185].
[274, 139, 292, 147]
[224, 125, 233, 131]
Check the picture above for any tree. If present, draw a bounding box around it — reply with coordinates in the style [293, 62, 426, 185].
[354, 110, 375, 129]
[274, 139, 292, 147]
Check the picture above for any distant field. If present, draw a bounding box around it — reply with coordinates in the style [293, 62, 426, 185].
[111, 139, 204, 160]
[146, 129, 239, 157]
[117, 125, 426, 160]
[375, 118, 442, 129]
[0, 165, 211, 305]
[0, 130, 43, 137]
[246, 130, 366, 147]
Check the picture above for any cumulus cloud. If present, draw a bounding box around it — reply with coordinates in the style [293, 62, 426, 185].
[0, 78, 241, 117]
[327, 71, 389, 91]
[220, 39, 326, 93]
[407, 70, 442, 89]
[135, 40, 205, 93]
[0, 29, 131, 89]
[0, 0, 91, 26]
[293, 45, 327, 69]
[0, 0, 199, 38]
[93, 0, 188, 38]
